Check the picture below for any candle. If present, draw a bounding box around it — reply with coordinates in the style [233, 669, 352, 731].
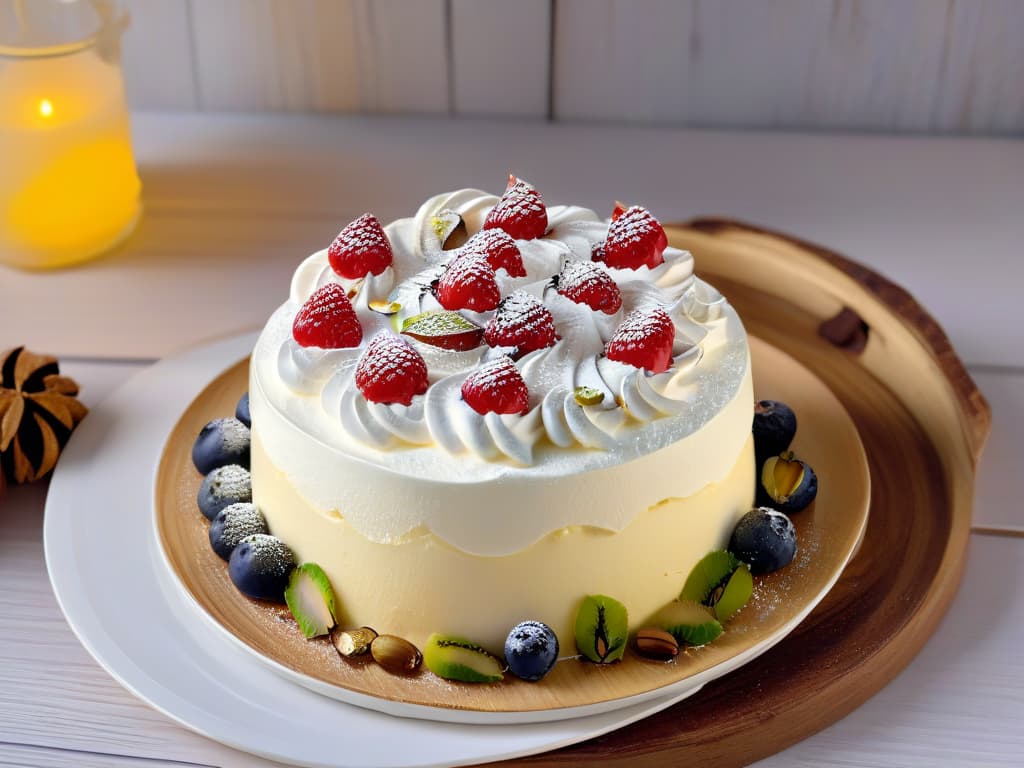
[0, 2, 140, 270]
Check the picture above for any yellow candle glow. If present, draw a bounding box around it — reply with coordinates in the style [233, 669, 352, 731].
[0, 3, 141, 270]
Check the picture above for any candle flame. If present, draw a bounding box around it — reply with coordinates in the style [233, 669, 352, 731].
[38, 99, 54, 118]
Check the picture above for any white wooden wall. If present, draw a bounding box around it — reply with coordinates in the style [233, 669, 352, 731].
[119, 0, 1024, 134]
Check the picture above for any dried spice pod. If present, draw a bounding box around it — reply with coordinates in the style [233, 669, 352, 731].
[0, 347, 88, 485]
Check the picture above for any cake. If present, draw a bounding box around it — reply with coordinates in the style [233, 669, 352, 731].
[249, 178, 755, 654]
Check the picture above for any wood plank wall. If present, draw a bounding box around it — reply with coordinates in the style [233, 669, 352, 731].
[118, 0, 1024, 134]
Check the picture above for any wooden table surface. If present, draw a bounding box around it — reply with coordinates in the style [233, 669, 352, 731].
[1, 112, 1021, 767]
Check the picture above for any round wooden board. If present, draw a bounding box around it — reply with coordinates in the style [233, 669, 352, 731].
[481, 220, 985, 767]
[155, 338, 868, 719]
[156, 219, 989, 765]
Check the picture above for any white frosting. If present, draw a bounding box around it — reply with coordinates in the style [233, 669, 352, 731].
[251, 188, 753, 556]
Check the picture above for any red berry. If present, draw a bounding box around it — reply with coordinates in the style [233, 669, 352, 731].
[461, 356, 530, 416]
[556, 260, 622, 314]
[604, 307, 675, 373]
[596, 205, 667, 270]
[327, 213, 393, 279]
[484, 290, 557, 355]
[354, 332, 429, 406]
[459, 229, 526, 277]
[483, 175, 547, 240]
[435, 253, 501, 312]
[292, 283, 363, 349]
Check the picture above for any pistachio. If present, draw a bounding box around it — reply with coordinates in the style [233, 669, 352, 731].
[634, 627, 680, 661]
[573, 386, 605, 406]
[369, 299, 401, 315]
[331, 626, 378, 657]
[370, 634, 423, 674]
[431, 209, 468, 250]
[345, 279, 364, 300]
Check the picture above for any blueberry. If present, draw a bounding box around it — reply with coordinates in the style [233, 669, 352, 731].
[504, 620, 559, 682]
[196, 464, 251, 520]
[753, 400, 797, 468]
[235, 392, 251, 428]
[760, 452, 818, 513]
[228, 534, 295, 601]
[192, 417, 250, 475]
[209, 503, 268, 560]
[729, 507, 797, 575]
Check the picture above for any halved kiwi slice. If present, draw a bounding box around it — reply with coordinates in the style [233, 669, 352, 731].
[423, 633, 503, 683]
[574, 594, 629, 664]
[651, 600, 723, 646]
[681, 550, 754, 623]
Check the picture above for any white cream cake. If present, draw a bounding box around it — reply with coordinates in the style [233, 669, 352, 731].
[250, 181, 755, 652]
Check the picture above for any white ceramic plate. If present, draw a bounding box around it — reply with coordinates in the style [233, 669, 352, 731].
[43, 333, 701, 768]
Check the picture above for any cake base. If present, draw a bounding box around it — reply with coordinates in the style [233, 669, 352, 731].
[252, 432, 755, 652]
[155, 336, 869, 719]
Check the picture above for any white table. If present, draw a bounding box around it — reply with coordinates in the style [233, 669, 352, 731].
[1, 113, 1021, 767]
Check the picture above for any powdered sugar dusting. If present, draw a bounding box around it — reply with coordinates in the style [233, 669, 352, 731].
[483, 290, 557, 352]
[214, 502, 268, 550]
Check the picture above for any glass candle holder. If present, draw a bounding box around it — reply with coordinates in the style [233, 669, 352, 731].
[0, 0, 141, 270]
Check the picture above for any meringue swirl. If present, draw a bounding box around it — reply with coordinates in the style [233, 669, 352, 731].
[264, 189, 744, 467]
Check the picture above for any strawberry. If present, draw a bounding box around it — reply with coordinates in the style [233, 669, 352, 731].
[556, 260, 622, 314]
[461, 356, 530, 416]
[458, 229, 526, 277]
[483, 290, 557, 355]
[292, 283, 363, 348]
[435, 253, 501, 312]
[604, 307, 675, 373]
[327, 213, 393, 279]
[483, 175, 547, 240]
[354, 331, 429, 406]
[594, 204, 667, 270]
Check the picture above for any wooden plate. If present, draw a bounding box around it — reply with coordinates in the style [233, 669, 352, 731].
[155, 336, 867, 721]
[479, 220, 985, 766]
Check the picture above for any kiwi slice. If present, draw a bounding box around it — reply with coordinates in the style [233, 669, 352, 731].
[651, 600, 723, 646]
[681, 550, 753, 622]
[423, 633, 504, 683]
[284, 563, 338, 639]
[574, 594, 629, 664]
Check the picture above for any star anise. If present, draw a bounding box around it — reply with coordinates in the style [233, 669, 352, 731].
[0, 347, 88, 485]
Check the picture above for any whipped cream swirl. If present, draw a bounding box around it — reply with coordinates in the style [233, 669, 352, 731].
[272, 189, 737, 466]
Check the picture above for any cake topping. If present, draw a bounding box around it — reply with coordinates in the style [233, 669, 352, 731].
[401, 310, 484, 351]
[556, 260, 622, 314]
[292, 283, 363, 349]
[197, 464, 252, 521]
[192, 417, 251, 475]
[355, 331, 429, 406]
[575, 594, 628, 664]
[208, 502, 268, 561]
[268, 185, 749, 475]
[504, 621, 559, 682]
[435, 253, 501, 312]
[228, 534, 295, 602]
[483, 290, 557, 355]
[424, 634, 504, 683]
[327, 213, 394, 279]
[461, 356, 530, 416]
[284, 562, 338, 639]
[604, 307, 675, 373]
[593, 204, 667, 270]
[483, 175, 547, 240]
[457, 228, 526, 277]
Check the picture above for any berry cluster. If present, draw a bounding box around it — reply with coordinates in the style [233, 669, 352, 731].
[291, 177, 676, 415]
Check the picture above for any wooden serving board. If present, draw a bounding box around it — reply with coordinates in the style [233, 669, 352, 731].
[155, 338, 867, 718]
[486, 220, 988, 766]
